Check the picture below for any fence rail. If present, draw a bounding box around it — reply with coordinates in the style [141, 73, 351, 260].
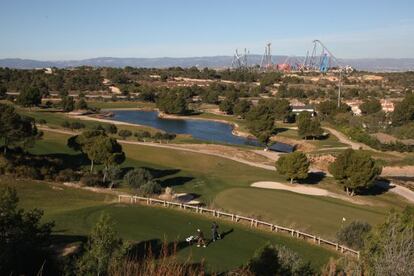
[118, 194, 360, 258]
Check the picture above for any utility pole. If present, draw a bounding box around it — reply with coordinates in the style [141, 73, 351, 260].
[337, 68, 342, 108]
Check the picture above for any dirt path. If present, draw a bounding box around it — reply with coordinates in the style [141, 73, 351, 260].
[323, 127, 376, 151]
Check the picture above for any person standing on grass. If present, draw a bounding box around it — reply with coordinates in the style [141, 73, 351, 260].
[196, 229, 206, 248]
[211, 222, 220, 242]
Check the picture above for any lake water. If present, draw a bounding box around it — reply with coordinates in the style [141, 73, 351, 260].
[110, 110, 260, 146]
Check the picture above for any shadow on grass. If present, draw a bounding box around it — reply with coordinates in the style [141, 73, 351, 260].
[50, 233, 87, 244]
[160, 176, 195, 188]
[127, 239, 191, 260]
[359, 179, 393, 196]
[44, 153, 90, 169]
[298, 172, 326, 185]
[142, 167, 181, 178]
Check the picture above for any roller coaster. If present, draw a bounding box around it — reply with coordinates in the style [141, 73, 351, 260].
[302, 40, 342, 72]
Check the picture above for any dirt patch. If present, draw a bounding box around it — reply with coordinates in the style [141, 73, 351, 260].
[270, 135, 316, 152]
[308, 154, 336, 172]
[382, 166, 414, 177]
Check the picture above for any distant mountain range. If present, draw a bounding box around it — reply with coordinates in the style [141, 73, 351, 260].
[1, 55, 414, 72]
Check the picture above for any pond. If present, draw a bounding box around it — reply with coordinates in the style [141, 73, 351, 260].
[110, 110, 260, 146]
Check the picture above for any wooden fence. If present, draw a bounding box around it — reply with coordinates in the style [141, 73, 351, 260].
[118, 194, 360, 259]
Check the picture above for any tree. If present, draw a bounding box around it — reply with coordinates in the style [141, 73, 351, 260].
[248, 244, 281, 276]
[363, 207, 414, 276]
[0, 187, 54, 275]
[104, 124, 118, 134]
[0, 104, 38, 154]
[201, 89, 220, 104]
[297, 112, 323, 139]
[70, 121, 85, 130]
[118, 129, 132, 140]
[392, 93, 414, 126]
[123, 168, 153, 189]
[219, 98, 235, 114]
[261, 98, 291, 120]
[329, 149, 382, 196]
[246, 104, 275, 146]
[233, 99, 251, 118]
[247, 243, 313, 276]
[16, 87, 42, 107]
[92, 136, 125, 182]
[75, 98, 88, 110]
[139, 180, 162, 195]
[336, 221, 371, 250]
[156, 91, 188, 114]
[318, 100, 350, 118]
[68, 130, 125, 174]
[60, 96, 75, 112]
[0, 85, 6, 99]
[77, 214, 127, 275]
[275, 151, 309, 184]
[360, 99, 382, 115]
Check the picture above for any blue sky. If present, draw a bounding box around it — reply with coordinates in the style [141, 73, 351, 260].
[1, 0, 413, 60]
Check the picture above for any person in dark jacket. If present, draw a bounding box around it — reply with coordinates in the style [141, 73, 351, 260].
[196, 229, 206, 248]
[211, 222, 220, 241]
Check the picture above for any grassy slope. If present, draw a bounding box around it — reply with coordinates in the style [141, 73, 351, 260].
[0, 177, 337, 272]
[213, 188, 390, 239]
[30, 131, 410, 240]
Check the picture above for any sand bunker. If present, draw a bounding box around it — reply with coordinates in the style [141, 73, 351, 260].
[251, 181, 330, 196]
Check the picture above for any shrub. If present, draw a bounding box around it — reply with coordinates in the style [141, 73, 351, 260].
[139, 180, 162, 195]
[70, 121, 85, 130]
[56, 168, 77, 182]
[39, 166, 57, 180]
[80, 174, 103, 187]
[14, 165, 42, 179]
[37, 119, 47, 125]
[61, 121, 71, 128]
[104, 124, 118, 134]
[337, 221, 371, 250]
[123, 168, 153, 189]
[118, 129, 132, 139]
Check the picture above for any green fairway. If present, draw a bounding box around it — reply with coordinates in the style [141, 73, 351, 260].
[213, 187, 391, 239]
[29, 130, 410, 240]
[0, 177, 337, 272]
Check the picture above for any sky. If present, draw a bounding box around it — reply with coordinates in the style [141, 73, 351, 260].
[1, 0, 414, 60]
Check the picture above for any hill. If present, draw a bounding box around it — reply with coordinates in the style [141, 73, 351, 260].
[1, 56, 414, 71]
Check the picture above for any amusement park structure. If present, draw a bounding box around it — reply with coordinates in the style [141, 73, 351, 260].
[303, 39, 341, 72]
[231, 48, 249, 69]
[260, 43, 273, 70]
[230, 39, 348, 107]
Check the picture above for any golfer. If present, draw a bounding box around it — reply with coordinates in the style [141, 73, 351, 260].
[211, 222, 220, 242]
[196, 229, 206, 248]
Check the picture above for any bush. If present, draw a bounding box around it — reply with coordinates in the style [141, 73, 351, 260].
[123, 168, 153, 188]
[80, 174, 103, 187]
[14, 165, 42, 179]
[104, 124, 118, 134]
[336, 221, 371, 250]
[37, 119, 47, 125]
[61, 121, 71, 128]
[70, 121, 85, 130]
[56, 168, 77, 182]
[118, 129, 132, 139]
[139, 180, 162, 195]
